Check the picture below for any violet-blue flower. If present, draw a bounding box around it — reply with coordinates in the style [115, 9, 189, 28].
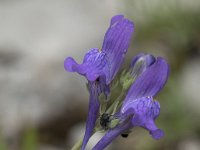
[64, 15, 134, 150]
[64, 15, 134, 85]
[92, 55, 169, 150]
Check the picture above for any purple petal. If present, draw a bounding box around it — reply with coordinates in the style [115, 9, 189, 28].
[110, 15, 124, 25]
[121, 96, 164, 140]
[150, 129, 164, 140]
[102, 15, 134, 83]
[81, 83, 100, 150]
[92, 122, 132, 150]
[146, 119, 164, 140]
[121, 96, 157, 117]
[64, 57, 86, 74]
[130, 53, 156, 79]
[64, 48, 109, 82]
[123, 57, 169, 104]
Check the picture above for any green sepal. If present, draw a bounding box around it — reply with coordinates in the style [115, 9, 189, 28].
[109, 119, 120, 128]
[120, 70, 134, 91]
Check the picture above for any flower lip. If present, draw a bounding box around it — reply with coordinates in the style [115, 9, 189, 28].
[150, 129, 164, 140]
[64, 57, 85, 74]
[64, 48, 108, 81]
[120, 96, 164, 140]
[121, 96, 154, 115]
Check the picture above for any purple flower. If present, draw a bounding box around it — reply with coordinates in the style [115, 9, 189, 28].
[64, 15, 134, 150]
[92, 56, 169, 150]
[121, 96, 163, 140]
[64, 15, 134, 85]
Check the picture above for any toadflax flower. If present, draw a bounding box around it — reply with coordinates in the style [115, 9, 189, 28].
[92, 55, 169, 150]
[64, 15, 134, 150]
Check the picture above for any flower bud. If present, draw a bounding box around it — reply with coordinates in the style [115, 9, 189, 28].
[120, 53, 156, 91]
[130, 53, 156, 79]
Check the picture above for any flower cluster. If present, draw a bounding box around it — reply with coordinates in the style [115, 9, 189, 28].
[64, 15, 169, 150]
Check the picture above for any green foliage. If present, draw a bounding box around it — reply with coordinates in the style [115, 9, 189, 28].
[0, 135, 7, 150]
[21, 128, 38, 150]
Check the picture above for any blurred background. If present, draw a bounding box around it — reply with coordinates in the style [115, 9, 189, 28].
[0, 0, 200, 150]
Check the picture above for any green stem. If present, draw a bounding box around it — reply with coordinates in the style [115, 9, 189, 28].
[106, 91, 124, 114]
[71, 139, 82, 150]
